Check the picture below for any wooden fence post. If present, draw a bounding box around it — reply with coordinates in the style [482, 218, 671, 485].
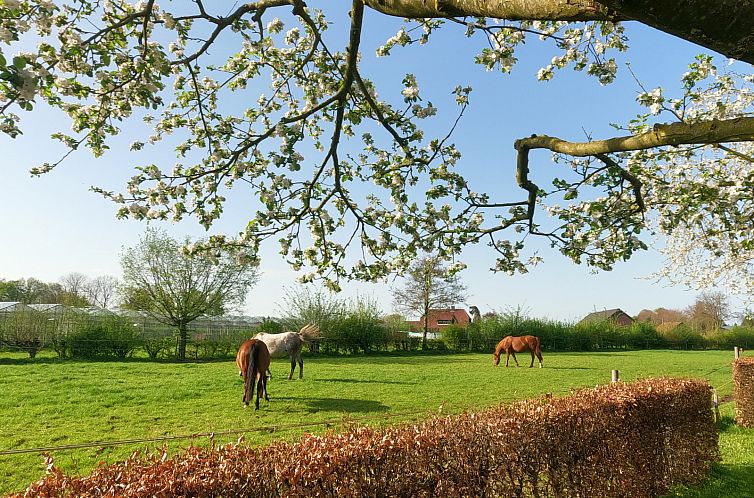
[735, 346, 741, 359]
[611, 370, 620, 383]
[712, 389, 720, 423]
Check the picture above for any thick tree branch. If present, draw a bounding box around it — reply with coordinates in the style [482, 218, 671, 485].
[515, 116, 754, 157]
[365, 0, 754, 63]
[513, 115, 754, 232]
[364, 0, 619, 21]
[597, 0, 754, 65]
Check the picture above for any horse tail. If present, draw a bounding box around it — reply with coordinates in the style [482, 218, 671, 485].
[298, 323, 321, 343]
[245, 341, 261, 406]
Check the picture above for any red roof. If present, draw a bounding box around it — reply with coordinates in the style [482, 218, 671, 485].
[409, 308, 471, 332]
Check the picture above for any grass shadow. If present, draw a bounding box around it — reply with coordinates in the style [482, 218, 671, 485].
[313, 378, 416, 385]
[539, 366, 593, 370]
[271, 396, 389, 413]
[0, 356, 234, 366]
[665, 464, 754, 497]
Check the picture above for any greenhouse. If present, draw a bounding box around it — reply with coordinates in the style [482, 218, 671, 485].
[0, 303, 268, 359]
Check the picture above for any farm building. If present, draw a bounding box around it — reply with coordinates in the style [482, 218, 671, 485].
[579, 308, 634, 326]
[408, 308, 472, 333]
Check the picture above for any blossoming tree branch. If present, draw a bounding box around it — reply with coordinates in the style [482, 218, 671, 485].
[1, 0, 753, 292]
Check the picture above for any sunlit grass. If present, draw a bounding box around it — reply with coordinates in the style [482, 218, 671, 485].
[0, 349, 743, 494]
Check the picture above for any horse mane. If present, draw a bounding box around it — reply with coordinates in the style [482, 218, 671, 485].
[298, 323, 321, 342]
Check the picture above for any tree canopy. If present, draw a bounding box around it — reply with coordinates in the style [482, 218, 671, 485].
[1, 1, 752, 292]
[392, 255, 468, 349]
[120, 228, 259, 359]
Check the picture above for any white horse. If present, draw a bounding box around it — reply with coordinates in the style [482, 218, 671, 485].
[252, 324, 321, 380]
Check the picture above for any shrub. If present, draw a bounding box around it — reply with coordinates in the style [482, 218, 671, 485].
[17, 378, 718, 498]
[441, 323, 468, 350]
[0, 310, 49, 358]
[280, 288, 387, 354]
[142, 336, 174, 359]
[68, 316, 140, 359]
[660, 323, 704, 349]
[733, 357, 754, 428]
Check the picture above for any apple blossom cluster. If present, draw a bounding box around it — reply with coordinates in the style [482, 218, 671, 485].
[378, 17, 627, 83]
[540, 55, 754, 294]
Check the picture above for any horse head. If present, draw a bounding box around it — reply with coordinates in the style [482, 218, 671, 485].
[492, 352, 501, 366]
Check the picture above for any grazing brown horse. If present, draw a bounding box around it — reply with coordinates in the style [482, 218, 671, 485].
[236, 338, 271, 409]
[493, 335, 543, 368]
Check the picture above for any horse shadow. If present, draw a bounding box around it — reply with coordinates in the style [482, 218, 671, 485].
[272, 396, 389, 414]
[313, 378, 416, 386]
[537, 366, 592, 370]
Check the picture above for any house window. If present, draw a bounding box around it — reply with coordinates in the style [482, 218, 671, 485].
[436, 319, 452, 325]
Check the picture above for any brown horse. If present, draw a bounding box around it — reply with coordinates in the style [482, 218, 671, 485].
[493, 335, 543, 368]
[236, 338, 271, 409]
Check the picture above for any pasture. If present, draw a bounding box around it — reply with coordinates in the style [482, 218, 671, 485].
[0, 349, 751, 496]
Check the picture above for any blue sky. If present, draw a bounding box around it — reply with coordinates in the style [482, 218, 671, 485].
[0, 9, 743, 321]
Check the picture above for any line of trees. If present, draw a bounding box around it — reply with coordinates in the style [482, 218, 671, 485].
[0, 274, 119, 308]
[4, 296, 754, 360]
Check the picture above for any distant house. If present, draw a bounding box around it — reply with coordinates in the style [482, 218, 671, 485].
[408, 308, 471, 334]
[579, 308, 634, 326]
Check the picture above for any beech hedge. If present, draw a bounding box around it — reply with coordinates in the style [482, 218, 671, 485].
[733, 357, 754, 428]
[15, 378, 717, 498]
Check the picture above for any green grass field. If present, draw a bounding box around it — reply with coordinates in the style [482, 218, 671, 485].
[1, 349, 751, 496]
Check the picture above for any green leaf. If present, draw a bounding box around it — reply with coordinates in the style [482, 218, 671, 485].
[12, 56, 26, 70]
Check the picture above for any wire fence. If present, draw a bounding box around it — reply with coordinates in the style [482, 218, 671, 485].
[0, 410, 429, 457]
[0, 356, 741, 470]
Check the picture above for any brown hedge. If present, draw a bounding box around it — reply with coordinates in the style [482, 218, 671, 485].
[13, 377, 718, 498]
[733, 357, 754, 428]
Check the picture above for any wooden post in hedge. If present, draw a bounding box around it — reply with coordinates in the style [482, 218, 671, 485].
[611, 370, 620, 383]
[712, 389, 720, 424]
[735, 346, 741, 359]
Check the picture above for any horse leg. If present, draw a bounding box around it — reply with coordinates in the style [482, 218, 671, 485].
[297, 351, 303, 379]
[257, 375, 266, 408]
[511, 351, 520, 367]
[529, 350, 535, 368]
[505, 350, 510, 367]
[289, 354, 295, 380]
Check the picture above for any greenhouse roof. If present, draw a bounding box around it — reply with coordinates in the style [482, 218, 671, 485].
[0, 301, 30, 312]
[28, 303, 68, 312]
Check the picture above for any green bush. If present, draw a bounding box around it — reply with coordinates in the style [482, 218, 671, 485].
[68, 316, 140, 359]
[441, 324, 468, 350]
[142, 336, 174, 359]
[0, 310, 50, 358]
[280, 287, 387, 354]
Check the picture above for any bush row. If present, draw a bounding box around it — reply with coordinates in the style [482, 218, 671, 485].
[444, 315, 754, 352]
[4, 308, 754, 359]
[15, 377, 718, 497]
